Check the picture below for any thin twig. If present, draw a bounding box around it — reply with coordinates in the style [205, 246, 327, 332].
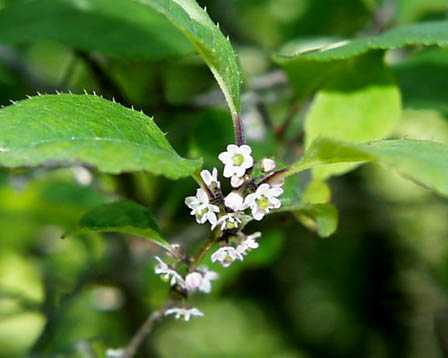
[189, 230, 220, 271]
[123, 308, 166, 358]
[234, 114, 245, 146]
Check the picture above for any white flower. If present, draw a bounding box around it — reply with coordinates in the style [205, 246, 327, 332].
[185, 189, 220, 225]
[224, 192, 244, 212]
[231, 175, 245, 188]
[185, 267, 219, 293]
[244, 183, 283, 221]
[237, 232, 261, 256]
[200, 168, 220, 189]
[164, 307, 204, 321]
[154, 256, 185, 287]
[185, 272, 203, 292]
[211, 246, 243, 267]
[261, 158, 276, 173]
[106, 348, 124, 358]
[213, 213, 242, 231]
[218, 144, 254, 178]
[198, 267, 219, 293]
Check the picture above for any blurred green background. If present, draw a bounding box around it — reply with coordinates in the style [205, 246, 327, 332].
[1, 0, 448, 357]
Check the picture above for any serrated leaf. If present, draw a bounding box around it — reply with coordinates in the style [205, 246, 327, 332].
[0, 94, 202, 179]
[0, 0, 192, 60]
[289, 138, 448, 197]
[304, 54, 401, 178]
[139, 0, 241, 118]
[76, 200, 170, 250]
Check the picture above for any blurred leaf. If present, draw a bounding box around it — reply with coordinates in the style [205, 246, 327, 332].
[295, 203, 338, 238]
[289, 138, 448, 197]
[301, 179, 331, 204]
[144, 0, 241, 117]
[0, 0, 193, 60]
[304, 54, 401, 178]
[275, 21, 448, 99]
[276, 21, 448, 63]
[279, 174, 302, 209]
[393, 49, 448, 115]
[397, 0, 448, 23]
[189, 109, 234, 168]
[75, 200, 170, 250]
[0, 94, 202, 179]
[0, 252, 45, 356]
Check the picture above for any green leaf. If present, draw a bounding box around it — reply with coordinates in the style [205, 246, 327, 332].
[0, 0, 192, 60]
[295, 203, 338, 238]
[76, 200, 170, 250]
[275, 21, 448, 99]
[0, 0, 242, 117]
[0, 94, 202, 179]
[276, 21, 448, 63]
[289, 138, 448, 197]
[142, 0, 241, 118]
[304, 54, 401, 178]
[393, 49, 448, 115]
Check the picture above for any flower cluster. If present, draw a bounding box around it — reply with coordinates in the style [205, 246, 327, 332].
[186, 144, 284, 267]
[154, 144, 284, 321]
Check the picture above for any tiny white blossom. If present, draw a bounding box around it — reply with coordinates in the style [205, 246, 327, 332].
[200, 168, 220, 189]
[211, 246, 243, 267]
[261, 158, 276, 173]
[231, 175, 245, 188]
[213, 213, 241, 231]
[185, 272, 203, 291]
[218, 144, 254, 178]
[154, 256, 185, 287]
[244, 183, 283, 221]
[164, 307, 204, 321]
[237, 232, 261, 256]
[185, 267, 219, 293]
[198, 267, 219, 293]
[224, 192, 244, 212]
[185, 189, 220, 225]
[106, 348, 124, 358]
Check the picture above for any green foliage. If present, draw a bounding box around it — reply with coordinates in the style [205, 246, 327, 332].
[393, 49, 448, 115]
[0, 0, 192, 60]
[1, 0, 448, 356]
[276, 21, 448, 63]
[0, 0, 241, 117]
[0, 94, 202, 179]
[275, 21, 448, 98]
[75, 200, 169, 250]
[290, 138, 448, 197]
[304, 53, 401, 178]
[142, 0, 241, 117]
[295, 203, 338, 238]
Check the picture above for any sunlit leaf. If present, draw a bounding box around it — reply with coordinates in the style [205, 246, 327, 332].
[0, 94, 202, 179]
[304, 54, 401, 178]
[289, 138, 448, 197]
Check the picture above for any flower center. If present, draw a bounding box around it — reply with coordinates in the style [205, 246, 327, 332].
[232, 153, 244, 166]
[197, 207, 209, 217]
[256, 196, 270, 210]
